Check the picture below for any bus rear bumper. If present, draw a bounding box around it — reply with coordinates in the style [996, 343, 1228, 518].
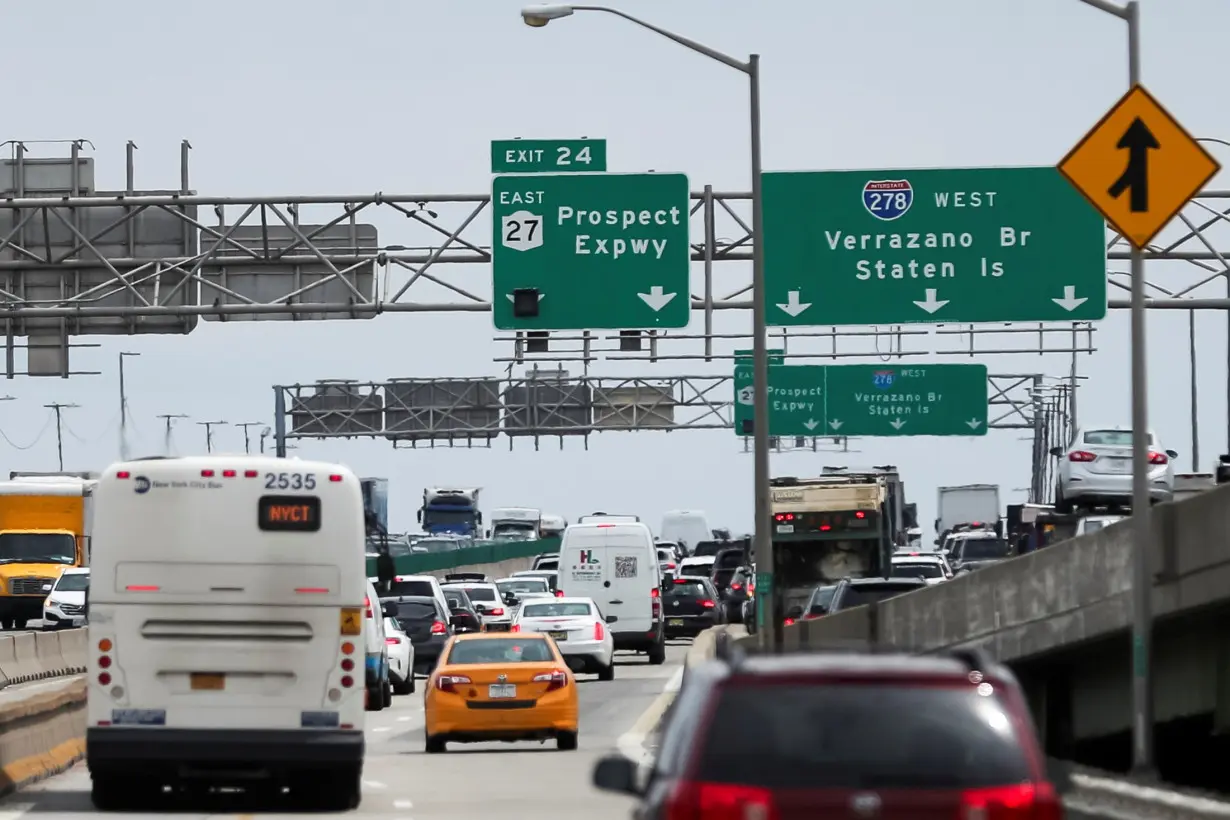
[86, 727, 364, 775]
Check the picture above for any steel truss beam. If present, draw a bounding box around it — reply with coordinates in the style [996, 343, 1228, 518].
[274, 372, 1056, 452]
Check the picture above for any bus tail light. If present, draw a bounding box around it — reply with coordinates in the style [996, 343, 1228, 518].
[201, 469, 215, 477]
[329, 474, 344, 483]
[341, 608, 362, 636]
[97, 638, 115, 687]
[222, 469, 236, 478]
[115, 471, 130, 479]
[244, 470, 258, 478]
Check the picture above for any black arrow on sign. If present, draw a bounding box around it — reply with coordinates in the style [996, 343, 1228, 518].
[1107, 117, 1159, 213]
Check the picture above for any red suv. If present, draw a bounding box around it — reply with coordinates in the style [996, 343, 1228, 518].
[593, 644, 1062, 818]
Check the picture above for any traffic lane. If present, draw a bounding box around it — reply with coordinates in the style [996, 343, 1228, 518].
[0, 645, 686, 818]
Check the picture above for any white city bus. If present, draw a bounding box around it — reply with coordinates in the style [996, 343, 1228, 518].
[85, 456, 370, 811]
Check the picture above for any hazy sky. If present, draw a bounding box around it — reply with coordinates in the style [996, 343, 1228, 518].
[0, 0, 1226, 537]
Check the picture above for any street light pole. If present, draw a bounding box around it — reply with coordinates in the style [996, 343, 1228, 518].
[1077, 0, 1152, 778]
[1196, 137, 1230, 459]
[520, 3, 776, 651]
[118, 352, 140, 460]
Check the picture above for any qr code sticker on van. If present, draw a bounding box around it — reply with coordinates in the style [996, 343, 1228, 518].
[614, 556, 638, 579]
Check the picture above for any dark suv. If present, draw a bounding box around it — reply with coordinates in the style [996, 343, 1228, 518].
[827, 576, 928, 614]
[592, 645, 1063, 818]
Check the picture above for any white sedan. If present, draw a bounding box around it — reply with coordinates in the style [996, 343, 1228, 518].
[512, 597, 616, 681]
[384, 617, 416, 695]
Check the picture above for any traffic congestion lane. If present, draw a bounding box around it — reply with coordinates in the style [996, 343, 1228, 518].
[0, 644, 688, 818]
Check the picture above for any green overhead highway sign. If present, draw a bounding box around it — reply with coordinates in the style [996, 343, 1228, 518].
[490, 139, 608, 174]
[733, 363, 988, 438]
[491, 172, 691, 331]
[734, 348, 785, 365]
[761, 166, 1107, 327]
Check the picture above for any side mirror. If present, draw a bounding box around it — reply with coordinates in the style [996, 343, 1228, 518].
[380, 602, 396, 618]
[1166, 449, 1179, 459]
[605, 615, 618, 624]
[786, 605, 804, 620]
[505, 594, 521, 606]
[592, 754, 641, 796]
[1049, 446, 1064, 457]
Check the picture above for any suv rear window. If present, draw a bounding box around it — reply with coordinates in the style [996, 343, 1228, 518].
[1083, 429, 1151, 446]
[390, 579, 435, 597]
[458, 586, 496, 601]
[891, 562, 945, 579]
[666, 580, 707, 597]
[392, 601, 438, 621]
[698, 682, 1032, 789]
[959, 538, 1011, 560]
[839, 583, 921, 608]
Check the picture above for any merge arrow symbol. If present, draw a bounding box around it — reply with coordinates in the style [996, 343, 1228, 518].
[913, 288, 949, 315]
[1108, 117, 1159, 213]
[889, 418, 907, 430]
[637, 286, 677, 312]
[1052, 285, 1088, 312]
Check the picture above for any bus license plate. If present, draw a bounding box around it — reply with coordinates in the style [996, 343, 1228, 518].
[489, 684, 516, 699]
[548, 631, 568, 641]
[191, 673, 225, 691]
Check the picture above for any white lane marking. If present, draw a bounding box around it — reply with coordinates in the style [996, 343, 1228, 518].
[616, 666, 684, 765]
[363, 780, 387, 789]
[0, 805, 34, 818]
[394, 798, 414, 809]
[372, 726, 391, 732]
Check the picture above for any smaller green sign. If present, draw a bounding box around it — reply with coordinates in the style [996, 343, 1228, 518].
[733, 363, 988, 438]
[733, 348, 785, 365]
[491, 139, 607, 174]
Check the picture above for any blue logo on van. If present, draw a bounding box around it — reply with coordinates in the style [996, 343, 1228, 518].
[133, 476, 151, 494]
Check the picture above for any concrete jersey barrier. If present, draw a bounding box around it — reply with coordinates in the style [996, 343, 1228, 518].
[0, 629, 88, 687]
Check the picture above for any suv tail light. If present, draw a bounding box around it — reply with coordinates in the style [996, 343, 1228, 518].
[436, 674, 470, 693]
[666, 781, 778, 820]
[532, 669, 567, 692]
[701, 599, 715, 609]
[430, 620, 448, 634]
[1148, 450, 1168, 465]
[961, 783, 1062, 819]
[1068, 450, 1096, 462]
[593, 621, 605, 640]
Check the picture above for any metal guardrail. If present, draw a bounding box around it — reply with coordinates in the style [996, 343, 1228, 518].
[1062, 769, 1230, 819]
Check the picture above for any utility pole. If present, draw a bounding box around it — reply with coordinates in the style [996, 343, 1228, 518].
[234, 422, 264, 455]
[156, 413, 189, 456]
[118, 352, 140, 460]
[197, 420, 228, 454]
[43, 403, 80, 471]
[259, 426, 272, 455]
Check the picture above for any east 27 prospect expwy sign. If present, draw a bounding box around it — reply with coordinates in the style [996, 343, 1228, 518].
[733, 363, 988, 438]
[761, 166, 1107, 326]
[491, 172, 690, 331]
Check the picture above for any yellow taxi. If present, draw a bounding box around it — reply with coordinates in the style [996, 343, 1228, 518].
[424, 632, 579, 753]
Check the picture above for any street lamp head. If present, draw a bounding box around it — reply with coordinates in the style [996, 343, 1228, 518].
[521, 4, 574, 27]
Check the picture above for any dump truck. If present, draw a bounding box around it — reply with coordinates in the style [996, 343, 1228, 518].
[770, 467, 906, 622]
[0, 476, 94, 629]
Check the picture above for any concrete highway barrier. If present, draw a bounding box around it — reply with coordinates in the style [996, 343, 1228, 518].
[0, 677, 85, 797]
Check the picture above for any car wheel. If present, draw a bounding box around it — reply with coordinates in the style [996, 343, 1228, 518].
[647, 639, 666, 666]
[393, 676, 414, 696]
[424, 733, 446, 754]
[382, 680, 393, 708]
[597, 660, 615, 681]
[1054, 488, 1073, 514]
[556, 730, 578, 751]
[366, 684, 383, 712]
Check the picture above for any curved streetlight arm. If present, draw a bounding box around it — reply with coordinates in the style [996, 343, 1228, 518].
[569, 5, 749, 73]
[1198, 137, 1230, 150]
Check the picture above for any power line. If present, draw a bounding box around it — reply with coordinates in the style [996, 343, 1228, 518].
[43, 403, 80, 471]
[0, 408, 53, 451]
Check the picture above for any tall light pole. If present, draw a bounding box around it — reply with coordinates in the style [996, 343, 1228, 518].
[235, 422, 265, 455]
[118, 352, 140, 460]
[196, 421, 228, 454]
[1077, 0, 1152, 777]
[520, 3, 776, 649]
[43, 403, 80, 471]
[259, 426, 272, 455]
[1196, 137, 1230, 461]
[157, 413, 189, 456]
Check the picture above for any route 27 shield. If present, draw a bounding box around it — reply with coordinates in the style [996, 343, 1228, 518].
[872, 370, 896, 389]
[862, 180, 913, 221]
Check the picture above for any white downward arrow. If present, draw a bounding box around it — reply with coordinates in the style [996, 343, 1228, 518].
[966, 418, 984, 430]
[637, 286, 677, 312]
[829, 420, 843, 431]
[1052, 285, 1088, 312]
[913, 288, 949, 314]
[506, 292, 545, 303]
[803, 419, 819, 431]
[889, 418, 906, 430]
[776, 290, 811, 318]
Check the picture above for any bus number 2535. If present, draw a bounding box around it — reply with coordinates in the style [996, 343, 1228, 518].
[264, 472, 316, 490]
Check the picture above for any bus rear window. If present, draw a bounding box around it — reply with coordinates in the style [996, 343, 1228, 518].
[257, 496, 321, 532]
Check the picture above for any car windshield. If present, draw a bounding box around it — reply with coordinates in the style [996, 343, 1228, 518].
[447, 638, 554, 664]
[698, 682, 1031, 789]
[498, 579, 549, 594]
[1081, 518, 1121, 533]
[891, 562, 945, 579]
[389, 579, 435, 597]
[0, 532, 75, 564]
[54, 573, 89, 592]
[960, 538, 1011, 560]
[808, 585, 837, 614]
[456, 586, 496, 602]
[518, 572, 558, 590]
[391, 601, 437, 621]
[666, 580, 707, 598]
[840, 583, 921, 608]
[522, 603, 592, 618]
[1084, 429, 1152, 446]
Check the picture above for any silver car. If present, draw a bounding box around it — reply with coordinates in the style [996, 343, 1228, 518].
[1052, 426, 1176, 512]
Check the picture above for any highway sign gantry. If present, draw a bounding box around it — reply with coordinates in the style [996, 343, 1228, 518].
[733, 362, 988, 438]
[1058, 84, 1221, 250]
[491, 172, 690, 331]
[490, 138, 608, 174]
[761, 166, 1107, 327]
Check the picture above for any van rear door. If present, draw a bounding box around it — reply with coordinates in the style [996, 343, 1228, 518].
[600, 529, 658, 636]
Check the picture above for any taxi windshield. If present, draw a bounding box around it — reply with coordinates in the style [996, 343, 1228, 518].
[447, 638, 554, 664]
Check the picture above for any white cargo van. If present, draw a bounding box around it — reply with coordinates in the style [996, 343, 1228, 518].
[559, 521, 665, 664]
[659, 510, 712, 554]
